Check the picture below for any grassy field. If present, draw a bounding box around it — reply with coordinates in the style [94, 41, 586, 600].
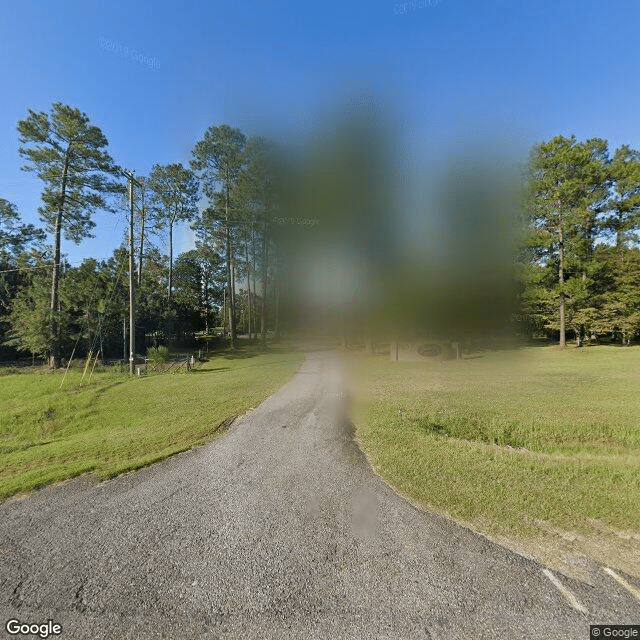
[0, 347, 303, 499]
[350, 346, 640, 545]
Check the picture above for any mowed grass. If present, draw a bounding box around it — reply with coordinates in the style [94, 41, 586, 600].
[0, 348, 303, 499]
[350, 346, 640, 535]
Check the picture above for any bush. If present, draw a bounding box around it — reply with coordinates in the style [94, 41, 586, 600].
[146, 345, 170, 364]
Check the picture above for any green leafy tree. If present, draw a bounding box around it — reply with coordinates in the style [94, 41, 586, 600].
[17, 102, 122, 367]
[93, 248, 131, 357]
[0, 198, 46, 259]
[147, 163, 199, 302]
[135, 246, 171, 344]
[60, 258, 119, 357]
[235, 137, 280, 345]
[581, 246, 640, 344]
[190, 219, 227, 333]
[5, 263, 68, 361]
[526, 135, 608, 347]
[173, 249, 222, 333]
[191, 124, 246, 348]
[0, 198, 47, 352]
[604, 145, 640, 250]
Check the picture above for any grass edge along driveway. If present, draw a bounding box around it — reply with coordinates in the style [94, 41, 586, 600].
[349, 345, 640, 578]
[0, 349, 304, 500]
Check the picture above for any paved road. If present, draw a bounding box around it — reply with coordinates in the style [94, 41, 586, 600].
[1, 353, 638, 639]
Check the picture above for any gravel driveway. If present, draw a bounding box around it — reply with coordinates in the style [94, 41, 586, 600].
[1, 353, 638, 639]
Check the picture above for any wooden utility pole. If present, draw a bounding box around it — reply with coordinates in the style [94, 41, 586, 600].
[124, 171, 142, 374]
[128, 173, 136, 374]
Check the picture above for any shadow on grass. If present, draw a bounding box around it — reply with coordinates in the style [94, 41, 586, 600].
[189, 367, 231, 374]
[91, 379, 130, 395]
[215, 344, 297, 360]
[220, 351, 261, 360]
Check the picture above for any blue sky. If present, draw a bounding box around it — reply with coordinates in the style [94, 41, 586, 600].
[1, 0, 639, 264]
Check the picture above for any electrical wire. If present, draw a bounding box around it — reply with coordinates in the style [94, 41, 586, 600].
[0, 263, 52, 275]
[57, 255, 128, 388]
[87, 258, 128, 358]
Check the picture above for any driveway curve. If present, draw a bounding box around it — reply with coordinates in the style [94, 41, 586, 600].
[1, 352, 638, 639]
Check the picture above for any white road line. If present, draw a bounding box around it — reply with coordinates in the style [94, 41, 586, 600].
[603, 567, 640, 602]
[542, 568, 589, 615]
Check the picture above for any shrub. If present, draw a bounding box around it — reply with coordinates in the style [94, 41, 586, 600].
[147, 345, 170, 364]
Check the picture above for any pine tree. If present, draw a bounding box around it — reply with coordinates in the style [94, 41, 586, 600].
[191, 125, 246, 348]
[17, 103, 122, 367]
[147, 163, 199, 302]
[526, 136, 608, 346]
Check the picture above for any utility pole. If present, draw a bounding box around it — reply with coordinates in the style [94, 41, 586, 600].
[128, 172, 136, 375]
[124, 170, 143, 375]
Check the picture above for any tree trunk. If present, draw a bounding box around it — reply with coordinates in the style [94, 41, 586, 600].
[231, 254, 237, 316]
[616, 211, 624, 251]
[203, 269, 210, 334]
[223, 288, 227, 336]
[261, 230, 268, 347]
[231, 258, 236, 336]
[225, 185, 236, 348]
[273, 244, 280, 342]
[50, 152, 70, 368]
[251, 226, 258, 341]
[245, 240, 252, 342]
[137, 203, 145, 286]
[168, 222, 173, 300]
[558, 225, 566, 348]
[274, 286, 280, 343]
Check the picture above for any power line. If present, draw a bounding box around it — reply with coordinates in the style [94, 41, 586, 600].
[0, 255, 123, 275]
[0, 263, 52, 275]
[59, 258, 117, 390]
[88, 257, 128, 357]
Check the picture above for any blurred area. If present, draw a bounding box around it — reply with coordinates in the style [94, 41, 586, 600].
[272, 92, 522, 350]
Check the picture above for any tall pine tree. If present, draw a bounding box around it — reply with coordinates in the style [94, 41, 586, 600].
[17, 103, 121, 367]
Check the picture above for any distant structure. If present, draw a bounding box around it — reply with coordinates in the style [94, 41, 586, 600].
[390, 341, 460, 362]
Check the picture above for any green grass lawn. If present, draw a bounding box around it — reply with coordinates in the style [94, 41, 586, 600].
[350, 346, 640, 536]
[0, 347, 303, 499]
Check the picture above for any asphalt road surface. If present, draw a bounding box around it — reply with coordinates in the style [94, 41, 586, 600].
[1, 353, 639, 639]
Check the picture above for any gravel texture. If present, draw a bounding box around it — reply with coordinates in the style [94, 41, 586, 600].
[1, 352, 638, 639]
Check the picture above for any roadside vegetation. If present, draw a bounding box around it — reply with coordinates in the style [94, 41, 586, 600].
[3, 100, 640, 578]
[351, 345, 640, 541]
[0, 347, 303, 499]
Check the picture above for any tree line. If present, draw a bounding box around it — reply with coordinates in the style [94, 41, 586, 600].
[520, 135, 640, 347]
[0, 103, 283, 367]
[2, 103, 639, 366]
